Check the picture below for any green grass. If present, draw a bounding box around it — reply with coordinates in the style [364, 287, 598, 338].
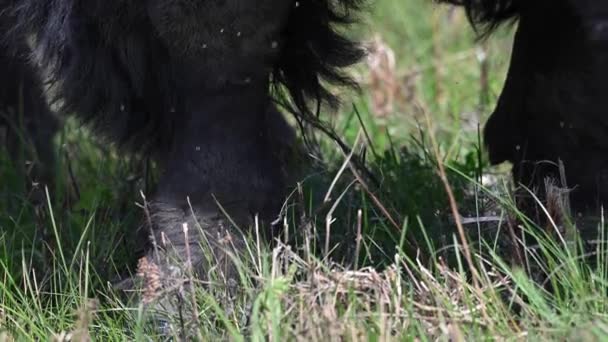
[2, 0, 608, 340]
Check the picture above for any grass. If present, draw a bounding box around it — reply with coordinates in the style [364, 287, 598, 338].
[2, 0, 608, 340]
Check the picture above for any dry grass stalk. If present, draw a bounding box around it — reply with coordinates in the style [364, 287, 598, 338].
[367, 34, 397, 118]
[267, 243, 513, 340]
[366, 35, 421, 120]
[51, 299, 98, 342]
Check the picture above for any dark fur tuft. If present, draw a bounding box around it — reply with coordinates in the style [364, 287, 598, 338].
[438, 0, 520, 36]
[273, 0, 364, 118]
[4, 1, 175, 153]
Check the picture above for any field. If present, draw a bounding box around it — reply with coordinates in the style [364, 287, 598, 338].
[2, 1, 608, 340]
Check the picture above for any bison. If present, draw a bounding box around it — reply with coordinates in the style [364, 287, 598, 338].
[0, 0, 363, 308]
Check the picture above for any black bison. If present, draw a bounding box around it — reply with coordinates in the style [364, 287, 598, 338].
[0, 0, 362, 303]
[441, 0, 608, 221]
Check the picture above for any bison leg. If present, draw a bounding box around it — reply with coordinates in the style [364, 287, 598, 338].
[485, 8, 608, 229]
[0, 44, 58, 198]
[137, 85, 293, 326]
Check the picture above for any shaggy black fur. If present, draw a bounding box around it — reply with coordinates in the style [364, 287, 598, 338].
[4, 0, 363, 152]
[439, 0, 519, 35]
[441, 0, 608, 220]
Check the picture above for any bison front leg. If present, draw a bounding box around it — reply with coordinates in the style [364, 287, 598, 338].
[0, 44, 59, 198]
[137, 86, 292, 327]
[484, 11, 608, 227]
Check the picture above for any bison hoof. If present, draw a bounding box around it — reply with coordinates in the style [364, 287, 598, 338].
[129, 205, 246, 335]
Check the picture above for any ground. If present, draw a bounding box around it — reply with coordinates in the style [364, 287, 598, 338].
[2, 1, 608, 340]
